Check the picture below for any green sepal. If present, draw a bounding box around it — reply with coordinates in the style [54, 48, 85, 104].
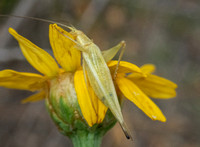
[59, 96, 74, 123]
[74, 119, 87, 130]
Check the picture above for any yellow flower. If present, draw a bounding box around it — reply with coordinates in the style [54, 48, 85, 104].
[111, 62, 177, 122]
[0, 24, 177, 130]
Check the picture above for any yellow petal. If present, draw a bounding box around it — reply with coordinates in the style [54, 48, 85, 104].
[116, 77, 166, 122]
[9, 28, 59, 77]
[21, 91, 46, 103]
[108, 60, 142, 74]
[74, 70, 107, 126]
[140, 64, 156, 74]
[125, 64, 156, 79]
[0, 69, 45, 91]
[128, 74, 177, 99]
[49, 24, 81, 72]
[88, 84, 108, 123]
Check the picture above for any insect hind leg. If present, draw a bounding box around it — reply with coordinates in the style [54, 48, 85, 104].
[102, 40, 126, 80]
[112, 41, 126, 80]
[102, 41, 125, 62]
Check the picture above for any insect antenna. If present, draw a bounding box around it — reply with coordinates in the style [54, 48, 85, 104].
[0, 14, 70, 29]
[0, 14, 88, 53]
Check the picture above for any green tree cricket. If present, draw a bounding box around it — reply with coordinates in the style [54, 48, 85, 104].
[67, 27, 132, 139]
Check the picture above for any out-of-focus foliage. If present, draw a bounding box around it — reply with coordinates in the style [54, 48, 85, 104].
[0, 0, 19, 14]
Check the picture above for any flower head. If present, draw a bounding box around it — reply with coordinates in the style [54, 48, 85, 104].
[0, 24, 177, 137]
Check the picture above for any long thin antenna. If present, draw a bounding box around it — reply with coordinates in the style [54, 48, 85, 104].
[0, 14, 69, 29]
[0, 14, 88, 52]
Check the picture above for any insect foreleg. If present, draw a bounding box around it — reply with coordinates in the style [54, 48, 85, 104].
[54, 27, 88, 53]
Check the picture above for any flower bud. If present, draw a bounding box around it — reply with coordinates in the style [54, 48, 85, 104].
[45, 72, 116, 138]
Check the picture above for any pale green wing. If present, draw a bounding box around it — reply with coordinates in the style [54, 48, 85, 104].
[102, 41, 125, 62]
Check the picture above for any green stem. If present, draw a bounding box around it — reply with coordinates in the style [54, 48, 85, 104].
[69, 131, 103, 147]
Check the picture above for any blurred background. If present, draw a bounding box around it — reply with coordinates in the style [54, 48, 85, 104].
[0, 0, 200, 146]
